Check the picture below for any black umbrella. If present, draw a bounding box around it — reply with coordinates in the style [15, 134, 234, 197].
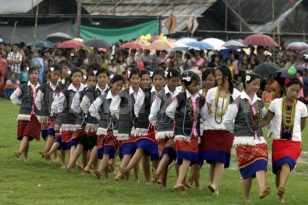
[253, 63, 280, 80]
[84, 38, 111, 49]
[46, 32, 73, 43]
[27, 40, 55, 48]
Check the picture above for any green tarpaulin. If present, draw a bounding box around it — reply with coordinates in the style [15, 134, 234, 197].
[74, 20, 159, 44]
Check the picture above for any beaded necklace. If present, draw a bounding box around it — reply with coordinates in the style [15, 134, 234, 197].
[282, 96, 296, 128]
[214, 86, 230, 124]
[240, 97, 261, 138]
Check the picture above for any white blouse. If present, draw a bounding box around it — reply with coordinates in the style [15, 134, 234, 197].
[268, 98, 307, 141]
[204, 86, 241, 130]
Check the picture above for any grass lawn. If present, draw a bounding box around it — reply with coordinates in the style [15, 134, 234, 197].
[0, 98, 307, 205]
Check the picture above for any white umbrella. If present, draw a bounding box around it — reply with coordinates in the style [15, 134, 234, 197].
[176, 38, 197, 45]
[202, 38, 225, 50]
[222, 39, 246, 49]
[172, 41, 188, 50]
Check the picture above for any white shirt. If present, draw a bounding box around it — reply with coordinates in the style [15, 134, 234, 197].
[79, 85, 108, 114]
[268, 98, 307, 141]
[110, 86, 144, 118]
[89, 89, 117, 121]
[51, 83, 86, 114]
[10, 81, 40, 106]
[204, 86, 241, 130]
[149, 85, 180, 125]
[35, 82, 58, 111]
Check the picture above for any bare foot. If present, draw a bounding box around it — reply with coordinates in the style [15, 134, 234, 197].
[277, 187, 286, 203]
[38, 150, 45, 158]
[208, 184, 216, 193]
[259, 186, 271, 199]
[60, 165, 66, 169]
[15, 151, 21, 159]
[114, 172, 124, 181]
[93, 170, 102, 179]
[244, 199, 251, 204]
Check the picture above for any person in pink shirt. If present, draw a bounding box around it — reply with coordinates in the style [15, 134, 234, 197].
[0, 53, 8, 97]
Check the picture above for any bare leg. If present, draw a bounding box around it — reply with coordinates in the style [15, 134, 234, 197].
[16, 136, 29, 159]
[209, 162, 224, 195]
[277, 164, 290, 203]
[84, 146, 98, 172]
[124, 148, 144, 173]
[42, 136, 54, 154]
[174, 159, 190, 192]
[94, 154, 110, 179]
[243, 178, 252, 203]
[67, 144, 84, 170]
[115, 155, 132, 181]
[153, 154, 169, 183]
[60, 150, 66, 168]
[142, 155, 151, 183]
[133, 162, 140, 183]
[45, 142, 60, 160]
[209, 164, 215, 184]
[256, 170, 271, 199]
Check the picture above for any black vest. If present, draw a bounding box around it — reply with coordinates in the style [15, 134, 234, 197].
[135, 87, 156, 129]
[174, 92, 205, 137]
[85, 87, 107, 124]
[38, 82, 64, 117]
[155, 89, 175, 132]
[19, 83, 39, 115]
[233, 97, 264, 137]
[98, 93, 114, 130]
[118, 89, 136, 135]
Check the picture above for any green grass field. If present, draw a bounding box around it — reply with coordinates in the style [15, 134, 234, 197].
[0, 98, 307, 205]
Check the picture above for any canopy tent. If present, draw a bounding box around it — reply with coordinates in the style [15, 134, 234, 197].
[0, 20, 158, 44]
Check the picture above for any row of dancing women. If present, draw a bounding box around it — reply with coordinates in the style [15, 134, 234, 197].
[10, 65, 307, 203]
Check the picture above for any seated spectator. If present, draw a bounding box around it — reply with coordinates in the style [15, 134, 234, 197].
[4, 72, 20, 99]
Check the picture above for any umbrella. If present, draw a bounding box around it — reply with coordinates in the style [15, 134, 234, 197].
[27, 40, 55, 48]
[222, 39, 246, 49]
[147, 40, 173, 50]
[46, 32, 73, 43]
[176, 38, 197, 45]
[202, 38, 225, 50]
[121, 41, 148, 50]
[243, 34, 276, 47]
[253, 62, 280, 79]
[186, 41, 213, 49]
[84, 38, 111, 49]
[300, 49, 308, 55]
[172, 41, 188, 50]
[57, 40, 84, 49]
[286, 42, 308, 51]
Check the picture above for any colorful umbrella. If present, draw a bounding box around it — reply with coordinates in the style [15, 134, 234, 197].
[84, 38, 111, 49]
[222, 40, 246, 49]
[27, 40, 55, 48]
[186, 41, 213, 49]
[57, 40, 84, 49]
[243, 34, 276, 47]
[46, 32, 73, 43]
[286, 42, 308, 51]
[147, 40, 173, 50]
[121, 41, 148, 50]
[201, 38, 225, 50]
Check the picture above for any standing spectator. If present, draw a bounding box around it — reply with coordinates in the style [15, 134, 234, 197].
[7, 44, 23, 81]
[0, 53, 8, 97]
